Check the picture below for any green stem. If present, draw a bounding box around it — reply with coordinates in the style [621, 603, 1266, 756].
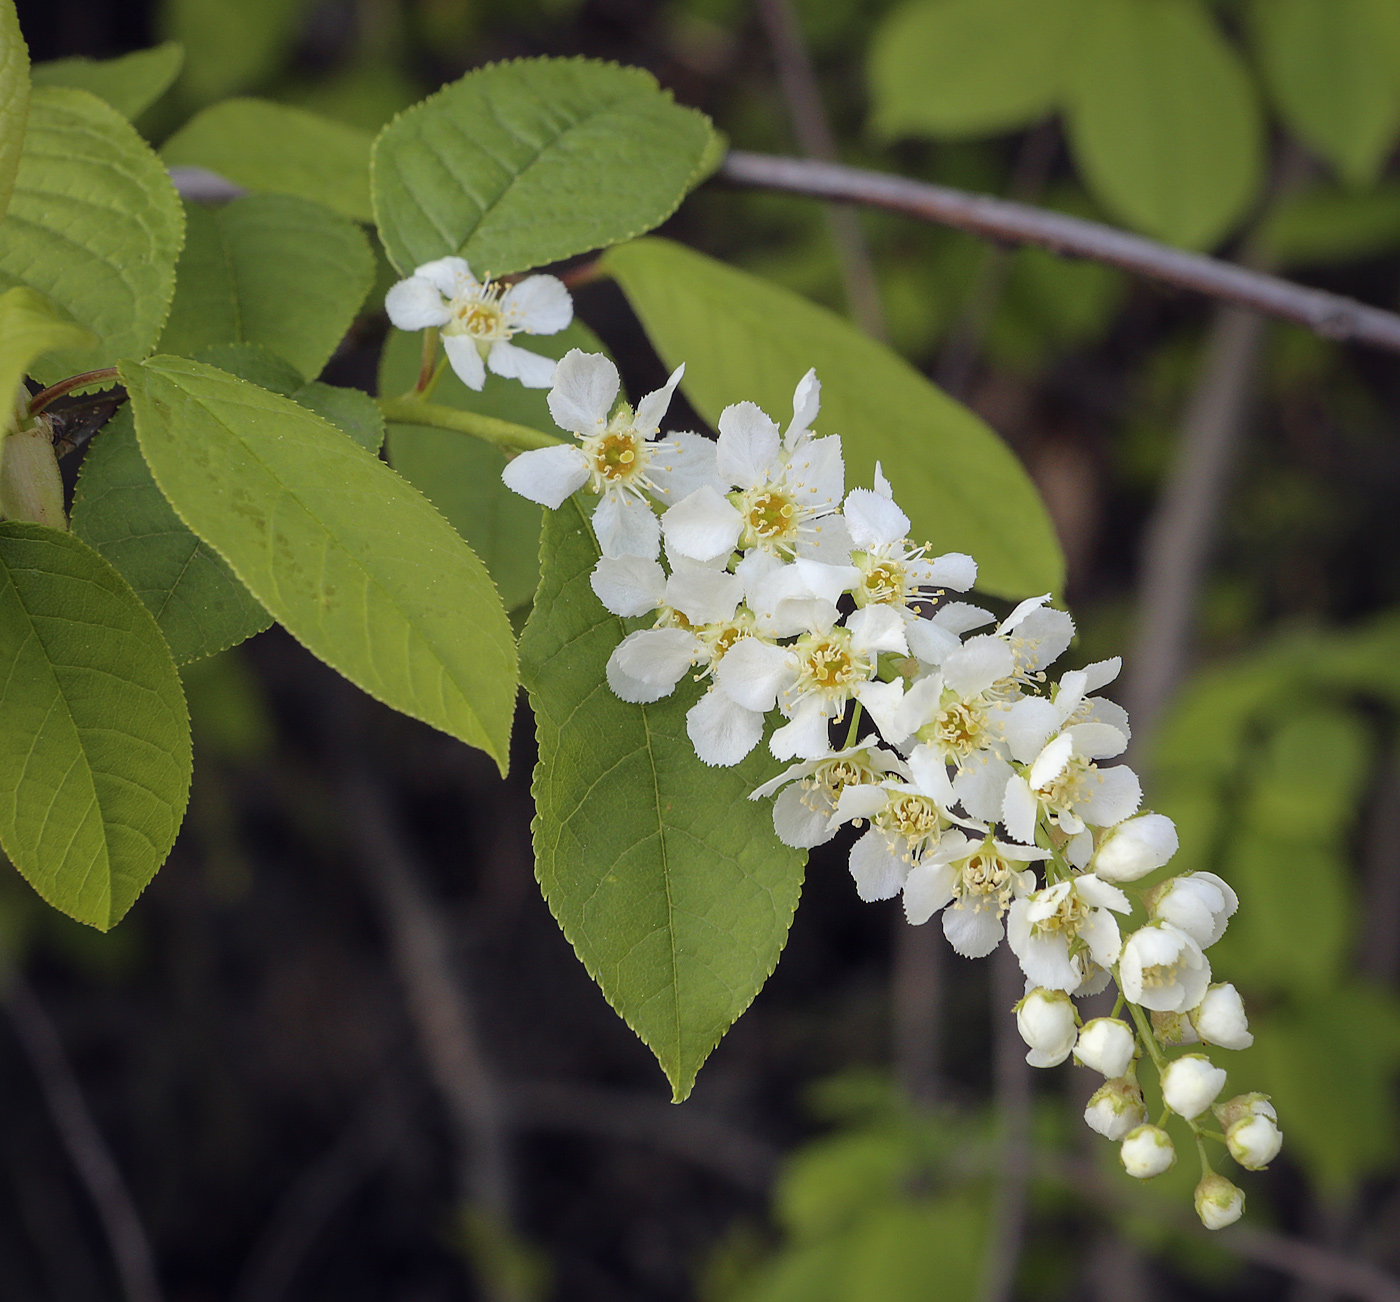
[842, 701, 865, 749]
[376, 396, 564, 452]
[1124, 993, 1167, 1072]
[1194, 1131, 1214, 1175]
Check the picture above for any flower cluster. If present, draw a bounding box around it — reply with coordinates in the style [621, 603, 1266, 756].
[495, 347, 1280, 1230]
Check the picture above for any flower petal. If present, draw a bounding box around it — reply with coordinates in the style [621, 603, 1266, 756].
[385, 276, 451, 330]
[770, 698, 834, 761]
[547, 349, 618, 435]
[414, 256, 475, 297]
[843, 488, 909, 550]
[590, 555, 666, 617]
[501, 444, 589, 508]
[687, 686, 765, 767]
[501, 274, 572, 334]
[924, 552, 977, 591]
[662, 485, 743, 563]
[592, 494, 661, 559]
[942, 902, 1005, 958]
[1002, 775, 1039, 844]
[903, 861, 956, 925]
[442, 332, 486, 390]
[634, 362, 684, 439]
[849, 828, 909, 902]
[716, 401, 780, 487]
[785, 367, 820, 448]
[646, 432, 724, 504]
[943, 634, 1015, 699]
[665, 558, 743, 625]
[715, 637, 795, 712]
[773, 780, 838, 847]
[486, 339, 557, 388]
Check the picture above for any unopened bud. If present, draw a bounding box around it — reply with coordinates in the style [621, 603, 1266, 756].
[1084, 1077, 1147, 1140]
[1074, 1017, 1136, 1077]
[1151, 1008, 1199, 1046]
[1091, 813, 1178, 882]
[1227, 1113, 1283, 1170]
[1192, 983, 1252, 1050]
[1147, 872, 1237, 949]
[1161, 1053, 1227, 1119]
[1213, 1092, 1276, 1130]
[0, 421, 66, 528]
[1120, 1124, 1175, 1179]
[1194, 1172, 1245, 1229]
[1015, 987, 1078, 1067]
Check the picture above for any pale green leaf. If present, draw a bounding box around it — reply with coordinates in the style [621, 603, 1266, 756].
[159, 0, 311, 104]
[294, 381, 383, 454]
[0, 0, 28, 228]
[122, 356, 518, 768]
[161, 98, 373, 223]
[604, 238, 1062, 599]
[380, 319, 603, 610]
[371, 57, 716, 276]
[1250, 0, 1400, 188]
[0, 523, 191, 929]
[1066, 0, 1265, 248]
[70, 407, 271, 666]
[519, 496, 807, 1101]
[868, 0, 1079, 140]
[31, 42, 184, 121]
[0, 286, 95, 416]
[158, 193, 374, 381]
[0, 87, 184, 382]
[1259, 183, 1400, 266]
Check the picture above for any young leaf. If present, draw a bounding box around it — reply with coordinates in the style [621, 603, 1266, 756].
[122, 356, 519, 769]
[603, 238, 1063, 599]
[519, 497, 807, 1102]
[0, 286, 96, 412]
[371, 57, 716, 276]
[158, 193, 374, 381]
[380, 320, 603, 610]
[1066, 0, 1264, 249]
[868, 0, 1078, 140]
[1249, 0, 1400, 189]
[0, 87, 184, 383]
[71, 407, 271, 666]
[0, 523, 192, 930]
[160, 0, 310, 105]
[31, 42, 184, 121]
[0, 0, 28, 228]
[161, 98, 373, 222]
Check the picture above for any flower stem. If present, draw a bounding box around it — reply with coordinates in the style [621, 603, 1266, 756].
[28, 368, 120, 418]
[414, 329, 441, 394]
[1124, 991, 1167, 1072]
[842, 701, 865, 749]
[376, 396, 563, 452]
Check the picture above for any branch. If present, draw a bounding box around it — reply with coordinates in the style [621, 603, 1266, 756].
[376, 395, 562, 452]
[718, 152, 1400, 356]
[2, 974, 164, 1302]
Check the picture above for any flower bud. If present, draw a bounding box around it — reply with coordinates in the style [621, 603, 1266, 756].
[1160, 1053, 1227, 1119]
[1074, 1017, 1136, 1077]
[1194, 1172, 1245, 1230]
[0, 421, 66, 528]
[1084, 1077, 1147, 1140]
[1120, 1124, 1175, 1179]
[1147, 872, 1237, 948]
[1151, 1008, 1199, 1046]
[1192, 983, 1253, 1050]
[1213, 1091, 1275, 1130]
[1015, 987, 1078, 1067]
[1227, 1113, 1283, 1170]
[1091, 813, 1179, 882]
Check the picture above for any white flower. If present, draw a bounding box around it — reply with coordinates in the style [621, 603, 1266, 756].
[833, 781, 956, 902]
[901, 830, 1043, 958]
[1118, 922, 1211, 1012]
[1074, 1018, 1136, 1078]
[748, 743, 907, 848]
[1084, 1077, 1148, 1140]
[998, 595, 1075, 676]
[1091, 813, 1179, 883]
[1147, 872, 1238, 949]
[1006, 874, 1130, 993]
[1002, 732, 1141, 845]
[1160, 1053, 1227, 1119]
[1226, 1113, 1283, 1170]
[385, 256, 572, 390]
[1191, 983, 1252, 1050]
[1016, 988, 1079, 1068]
[503, 350, 720, 558]
[1120, 1124, 1175, 1179]
[1194, 1173, 1245, 1230]
[1001, 659, 1129, 767]
[662, 373, 851, 565]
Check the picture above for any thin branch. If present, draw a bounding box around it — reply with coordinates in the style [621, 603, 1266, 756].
[753, 0, 887, 340]
[718, 151, 1400, 356]
[376, 396, 562, 451]
[2, 974, 164, 1302]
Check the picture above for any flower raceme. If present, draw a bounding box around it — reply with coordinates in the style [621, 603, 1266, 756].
[497, 351, 1278, 1229]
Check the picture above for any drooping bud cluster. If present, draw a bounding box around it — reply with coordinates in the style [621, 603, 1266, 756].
[500, 353, 1282, 1228]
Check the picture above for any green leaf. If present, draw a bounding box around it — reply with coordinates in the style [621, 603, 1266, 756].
[604, 237, 1062, 599]
[161, 98, 373, 223]
[1066, 0, 1264, 248]
[294, 381, 384, 454]
[868, 0, 1079, 140]
[0, 286, 95, 414]
[158, 193, 373, 381]
[0, 0, 28, 228]
[70, 407, 271, 666]
[379, 319, 602, 610]
[1258, 183, 1400, 266]
[1250, 0, 1400, 188]
[0, 523, 191, 929]
[0, 87, 184, 382]
[122, 356, 518, 768]
[159, 0, 311, 105]
[31, 42, 184, 121]
[519, 496, 807, 1101]
[371, 57, 716, 276]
